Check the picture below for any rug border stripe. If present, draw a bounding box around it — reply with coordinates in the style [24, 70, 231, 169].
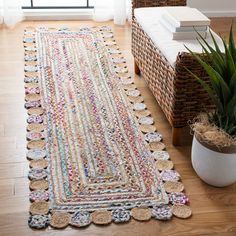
[24, 26, 191, 230]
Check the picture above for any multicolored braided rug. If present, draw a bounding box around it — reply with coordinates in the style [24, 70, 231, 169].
[24, 26, 191, 229]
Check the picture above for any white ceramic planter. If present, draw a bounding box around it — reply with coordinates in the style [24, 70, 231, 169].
[191, 135, 236, 187]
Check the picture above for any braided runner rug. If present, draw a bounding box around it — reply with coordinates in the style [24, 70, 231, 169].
[24, 26, 191, 229]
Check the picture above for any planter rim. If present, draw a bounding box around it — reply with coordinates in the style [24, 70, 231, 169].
[194, 134, 236, 154]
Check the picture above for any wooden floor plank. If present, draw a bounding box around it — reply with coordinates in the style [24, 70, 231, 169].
[0, 18, 235, 236]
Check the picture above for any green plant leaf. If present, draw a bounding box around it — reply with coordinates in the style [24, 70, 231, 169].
[219, 79, 232, 108]
[209, 30, 224, 58]
[226, 94, 236, 115]
[185, 46, 220, 87]
[228, 125, 236, 135]
[222, 37, 236, 79]
[229, 23, 236, 63]
[186, 24, 236, 136]
[195, 31, 226, 74]
[217, 113, 223, 128]
[186, 46, 232, 106]
[185, 67, 223, 113]
[197, 40, 224, 75]
[223, 116, 229, 131]
[229, 71, 236, 93]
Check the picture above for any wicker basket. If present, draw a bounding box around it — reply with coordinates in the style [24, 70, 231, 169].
[133, 0, 187, 9]
[131, 0, 214, 145]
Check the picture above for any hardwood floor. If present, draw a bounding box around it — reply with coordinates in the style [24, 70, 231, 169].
[0, 18, 236, 236]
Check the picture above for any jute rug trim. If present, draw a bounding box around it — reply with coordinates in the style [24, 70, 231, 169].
[24, 26, 191, 229]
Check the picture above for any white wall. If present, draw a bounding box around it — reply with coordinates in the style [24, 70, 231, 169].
[187, 0, 236, 17]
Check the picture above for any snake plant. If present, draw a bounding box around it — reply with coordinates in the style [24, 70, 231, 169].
[186, 25, 236, 137]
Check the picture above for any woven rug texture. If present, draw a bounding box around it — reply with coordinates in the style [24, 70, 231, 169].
[24, 26, 191, 229]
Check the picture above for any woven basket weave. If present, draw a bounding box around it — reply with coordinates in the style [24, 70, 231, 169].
[133, 0, 187, 9]
[131, 0, 214, 140]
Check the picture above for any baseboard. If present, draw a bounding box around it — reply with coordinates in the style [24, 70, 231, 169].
[23, 9, 236, 20]
[23, 9, 93, 20]
[202, 10, 236, 17]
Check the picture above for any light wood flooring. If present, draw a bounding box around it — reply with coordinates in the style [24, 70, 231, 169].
[0, 18, 236, 236]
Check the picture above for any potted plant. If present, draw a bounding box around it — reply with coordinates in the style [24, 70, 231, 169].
[186, 26, 236, 187]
